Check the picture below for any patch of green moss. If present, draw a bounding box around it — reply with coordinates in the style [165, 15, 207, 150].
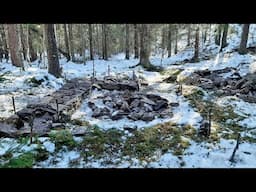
[242, 136, 256, 143]
[49, 130, 77, 150]
[184, 88, 247, 143]
[34, 146, 50, 162]
[80, 127, 123, 159]
[25, 77, 44, 87]
[123, 122, 192, 160]
[1, 152, 35, 168]
[70, 119, 90, 127]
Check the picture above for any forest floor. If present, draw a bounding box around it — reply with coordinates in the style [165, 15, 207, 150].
[1, 27, 256, 167]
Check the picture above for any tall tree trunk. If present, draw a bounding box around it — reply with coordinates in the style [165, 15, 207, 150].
[102, 24, 105, 59]
[28, 26, 37, 62]
[102, 24, 108, 60]
[215, 24, 222, 46]
[167, 24, 172, 57]
[80, 24, 86, 63]
[19, 24, 27, 61]
[7, 24, 23, 69]
[44, 24, 61, 78]
[139, 24, 152, 68]
[220, 24, 229, 51]
[88, 24, 94, 60]
[187, 24, 191, 46]
[125, 24, 130, 60]
[0, 25, 9, 62]
[96, 24, 100, 57]
[134, 24, 139, 59]
[63, 24, 70, 61]
[68, 24, 75, 61]
[174, 25, 178, 54]
[239, 24, 250, 55]
[203, 24, 209, 43]
[192, 26, 199, 62]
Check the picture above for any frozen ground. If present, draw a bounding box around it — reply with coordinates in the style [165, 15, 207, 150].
[1, 24, 256, 168]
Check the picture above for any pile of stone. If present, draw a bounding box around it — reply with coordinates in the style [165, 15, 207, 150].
[183, 67, 256, 103]
[88, 91, 178, 122]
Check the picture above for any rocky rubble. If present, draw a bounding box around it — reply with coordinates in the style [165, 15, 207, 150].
[88, 90, 177, 122]
[183, 67, 256, 103]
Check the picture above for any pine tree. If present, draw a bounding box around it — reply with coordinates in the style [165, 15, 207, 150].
[134, 24, 139, 59]
[7, 24, 24, 69]
[167, 24, 172, 57]
[63, 24, 70, 61]
[89, 24, 94, 60]
[44, 24, 61, 78]
[192, 26, 199, 62]
[220, 24, 229, 51]
[187, 24, 191, 46]
[68, 24, 75, 61]
[139, 24, 153, 69]
[125, 24, 130, 60]
[239, 24, 250, 55]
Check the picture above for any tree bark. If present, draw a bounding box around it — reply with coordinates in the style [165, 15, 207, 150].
[174, 25, 178, 54]
[167, 24, 172, 57]
[102, 24, 108, 60]
[192, 26, 199, 62]
[19, 24, 27, 61]
[139, 24, 152, 68]
[63, 24, 70, 61]
[239, 24, 250, 55]
[220, 24, 229, 51]
[80, 24, 86, 63]
[187, 24, 191, 46]
[215, 24, 221, 46]
[134, 24, 139, 59]
[68, 24, 75, 61]
[28, 25, 37, 62]
[7, 24, 23, 69]
[0, 25, 9, 62]
[125, 24, 130, 60]
[88, 24, 94, 60]
[96, 24, 100, 57]
[44, 24, 61, 78]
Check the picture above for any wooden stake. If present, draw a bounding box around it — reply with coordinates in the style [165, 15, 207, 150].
[29, 115, 34, 145]
[208, 108, 212, 136]
[56, 99, 59, 121]
[12, 96, 16, 114]
[229, 133, 241, 163]
[92, 59, 95, 78]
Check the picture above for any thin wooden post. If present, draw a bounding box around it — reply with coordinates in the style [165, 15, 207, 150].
[56, 99, 59, 121]
[229, 133, 241, 163]
[12, 96, 16, 114]
[29, 115, 34, 145]
[208, 108, 212, 136]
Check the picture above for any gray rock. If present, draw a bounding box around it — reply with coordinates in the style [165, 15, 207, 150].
[170, 102, 179, 107]
[111, 111, 129, 120]
[120, 101, 130, 112]
[154, 100, 168, 111]
[143, 103, 153, 112]
[5, 114, 24, 129]
[141, 113, 155, 121]
[130, 99, 140, 108]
